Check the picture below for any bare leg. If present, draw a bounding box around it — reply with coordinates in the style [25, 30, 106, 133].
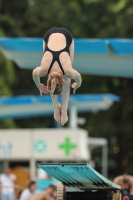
[51, 95, 61, 123]
[60, 76, 71, 125]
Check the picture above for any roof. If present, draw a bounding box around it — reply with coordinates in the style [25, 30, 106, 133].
[0, 94, 120, 120]
[88, 137, 107, 149]
[0, 38, 133, 77]
[37, 163, 121, 190]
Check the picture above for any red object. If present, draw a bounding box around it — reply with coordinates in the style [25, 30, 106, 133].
[123, 196, 129, 200]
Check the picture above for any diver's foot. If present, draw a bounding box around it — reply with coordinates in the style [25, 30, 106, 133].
[61, 109, 68, 126]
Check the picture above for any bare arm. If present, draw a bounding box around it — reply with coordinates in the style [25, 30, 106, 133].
[69, 39, 74, 63]
[28, 192, 52, 200]
[32, 40, 47, 89]
[130, 178, 133, 195]
[32, 67, 41, 89]
[74, 70, 82, 87]
[32, 67, 47, 95]
[113, 177, 120, 184]
[67, 69, 82, 85]
[66, 69, 82, 94]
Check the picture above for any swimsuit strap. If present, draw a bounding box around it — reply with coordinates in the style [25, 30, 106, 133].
[56, 52, 65, 75]
[47, 52, 56, 75]
[47, 48, 65, 75]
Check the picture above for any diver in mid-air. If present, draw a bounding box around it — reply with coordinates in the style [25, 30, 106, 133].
[32, 27, 82, 125]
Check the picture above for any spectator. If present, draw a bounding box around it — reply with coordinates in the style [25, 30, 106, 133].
[113, 174, 133, 195]
[19, 180, 37, 200]
[28, 185, 57, 200]
[0, 166, 17, 200]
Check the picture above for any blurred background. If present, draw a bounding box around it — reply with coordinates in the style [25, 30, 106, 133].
[0, 0, 133, 198]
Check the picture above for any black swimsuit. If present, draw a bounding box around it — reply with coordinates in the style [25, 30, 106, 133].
[44, 27, 73, 75]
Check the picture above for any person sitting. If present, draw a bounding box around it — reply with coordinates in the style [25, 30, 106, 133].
[28, 184, 57, 200]
[113, 174, 133, 196]
[19, 180, 37, 200]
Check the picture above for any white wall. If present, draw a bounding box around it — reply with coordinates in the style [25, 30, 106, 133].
[0, 128, 90, 161]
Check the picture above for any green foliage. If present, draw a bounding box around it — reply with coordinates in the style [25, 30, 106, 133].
[0, 52, 16, 96]
[79, 76, 133, 174]
[0, 0, 133, 177]
[0, 52, 17, 128]
[0, 119, 16, 129]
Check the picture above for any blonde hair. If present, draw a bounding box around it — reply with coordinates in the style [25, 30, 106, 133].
[47, 71, 64, 95]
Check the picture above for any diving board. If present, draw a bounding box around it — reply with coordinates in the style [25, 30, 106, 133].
[0, 94, 120, 120]
[0, 38, 133, 78]
[38, 163, 120, 190]
[38, 163, 121, 200]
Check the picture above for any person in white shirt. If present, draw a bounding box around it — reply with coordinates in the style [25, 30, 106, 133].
[0, 166, 17, 200]
[19, 181, 37, 200]
[28, 185, 57, 200]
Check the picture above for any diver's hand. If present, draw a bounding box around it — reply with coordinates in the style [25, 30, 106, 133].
[39, 83, 48, 95]
[71, 82, 79, 94]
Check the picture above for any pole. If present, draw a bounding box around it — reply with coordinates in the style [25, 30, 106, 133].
[30, 158, 36, 179]
[69, 105, 77, 128]
[30, 129, 36, 179]
[102, 143, 108, 178]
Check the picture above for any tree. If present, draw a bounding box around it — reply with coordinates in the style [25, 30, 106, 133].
[0, 52, 16, 128]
